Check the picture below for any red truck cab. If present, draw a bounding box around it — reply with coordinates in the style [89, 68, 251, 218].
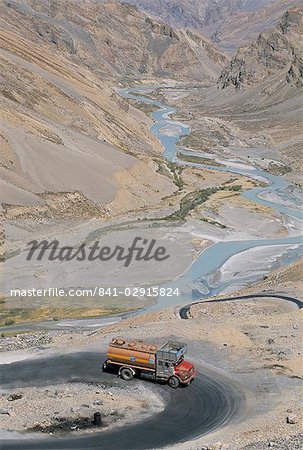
[173, 358, 196, 386]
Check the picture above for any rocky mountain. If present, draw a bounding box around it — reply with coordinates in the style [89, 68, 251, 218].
[123, 0, 300, 52]
[218, 7, 303, 89]
[202, 0, 301, 52]
[0, 0, 227, 81]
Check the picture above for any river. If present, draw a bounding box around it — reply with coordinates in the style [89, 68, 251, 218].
[1, 86, 302, 333]
[121, 86, 303, 310]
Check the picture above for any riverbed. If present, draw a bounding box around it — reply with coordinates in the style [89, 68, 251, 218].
[121, 86, 303, 310]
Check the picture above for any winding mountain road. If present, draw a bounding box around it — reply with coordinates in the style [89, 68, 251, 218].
[179, 293, 303, 319]
[0, 352, 245, 450]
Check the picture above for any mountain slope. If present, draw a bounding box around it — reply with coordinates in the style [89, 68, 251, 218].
[203, 0, 301, 52]
[1, 0, 188, 213]
[1, 0, 227, 81]
[0, 29, 176, 212]
[124, 0, 299, 52]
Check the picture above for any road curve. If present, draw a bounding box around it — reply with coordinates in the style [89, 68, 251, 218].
[179, 293, 303, 319]
[0, 352, 245, 450]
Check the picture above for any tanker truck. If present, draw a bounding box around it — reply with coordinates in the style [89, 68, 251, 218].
[103, 337, 196, 388]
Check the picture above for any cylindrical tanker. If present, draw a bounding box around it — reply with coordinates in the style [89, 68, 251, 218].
[107, 337, 158, 370]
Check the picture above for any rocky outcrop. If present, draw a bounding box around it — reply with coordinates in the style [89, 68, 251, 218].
[217, 7, 303, 89]
[287, 53, 303, 88]
[144, 17, 179, 41]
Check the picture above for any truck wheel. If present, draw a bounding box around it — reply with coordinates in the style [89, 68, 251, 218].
[168, 376, 180, 389]
[120, 368, 135, 381]
[102, 361, 108, 372]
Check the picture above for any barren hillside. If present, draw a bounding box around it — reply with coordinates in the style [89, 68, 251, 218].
[1, 0, 227, 81]
[125, 0, 299, 52]
[0, 1, 186, 212]
[0, 0, 230, 212]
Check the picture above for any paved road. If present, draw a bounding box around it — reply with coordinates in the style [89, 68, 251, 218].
[179, 293, 303, 319]
[0, 352, 245, 450]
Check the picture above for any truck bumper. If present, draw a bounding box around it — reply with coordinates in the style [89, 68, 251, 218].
[181, 370, 197, 385]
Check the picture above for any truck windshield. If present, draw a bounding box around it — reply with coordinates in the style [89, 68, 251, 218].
[175, 357, 184, 366]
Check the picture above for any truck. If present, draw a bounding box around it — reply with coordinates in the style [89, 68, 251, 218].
[103, 337, 196, 388]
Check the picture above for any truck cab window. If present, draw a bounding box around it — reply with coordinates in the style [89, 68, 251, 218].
[175, 357, 184, 366]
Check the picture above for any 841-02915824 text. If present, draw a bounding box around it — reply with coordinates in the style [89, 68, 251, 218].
[97, 287, 180, 297]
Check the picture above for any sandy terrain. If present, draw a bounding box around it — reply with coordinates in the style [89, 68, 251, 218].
[194, 189, 288, 238]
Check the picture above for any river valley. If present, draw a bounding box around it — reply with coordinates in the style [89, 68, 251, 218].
[120, 86, 303, 311]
